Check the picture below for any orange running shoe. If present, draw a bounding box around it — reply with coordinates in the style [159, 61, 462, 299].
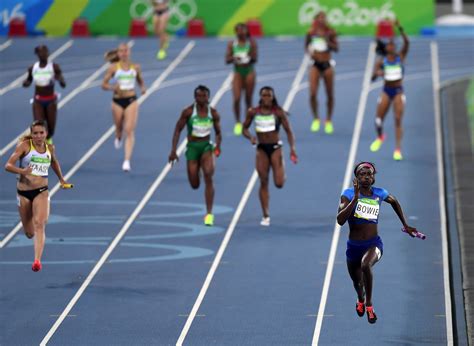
[356, 301, 365, 317]
[32, 259, 42, 272]
[366, 305, 377, 324]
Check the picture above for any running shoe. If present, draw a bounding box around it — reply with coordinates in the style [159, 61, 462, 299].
[234, 122, 243, 136]
[324, 121, 334, 134]
[32, 259, 42, 272]
[46, 138, 53, 145]
[260, 217, 270, 226]
[356, 301, 365, 317]
[393, 149, 403, 161]
[366, 305, 377, 324]
[311, 118, 320, 132]
[370, 134, 385, 152]
[114, 137, 122, 149]
[122, 160, 131, 172]
[157, 49, 167, 60]
[204, 213, 214, 226]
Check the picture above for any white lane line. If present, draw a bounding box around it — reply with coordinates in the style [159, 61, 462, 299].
[431, 41, 454, 346]
[176, 54, 310, 346]
[0, 40, 73, 96]
[311, 42, 376, 346]
[40, 57, 229, 346]
[0, 41, 193, 250]
[0, 39, 12, 52]
[0, 41, 135, 158]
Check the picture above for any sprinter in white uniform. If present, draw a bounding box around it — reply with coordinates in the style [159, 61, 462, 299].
[22, 45, 66, 144]
[4, 120, 72, 272]
[102, 43, 146, 172]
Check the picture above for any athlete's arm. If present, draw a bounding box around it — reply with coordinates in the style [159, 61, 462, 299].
[49, 144, 67, 185]
[242, 108, 256, 145]
[304, 32, 312, 53]
[22, 66, 33, 87]
[397, 21, 409, 61]
[328, 29, 339, 52]
[337, 179, 360, 225]
[225, 41, 234, 64]
[53, 63, 66, 88]
[249, 38, 257, 64]
[384, 194, 416, 235]
[371, 59, 383, 81]
[211, 108, 222, 152]
[101, 64, 118, 92]
[169, 107, 191, 163]
[4, 141, 31, 175]
[279, 108, 297, 159]
[135, 64, 147, 94]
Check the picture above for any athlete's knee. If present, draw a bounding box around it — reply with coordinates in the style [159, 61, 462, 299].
[259, 176, 269, 186]
[190, 181, 200, 189]
[32, 217, 46, 230]
[360, 261, 373, 273]
[274, 178, 285, 189]
[394, 116, 403, 127]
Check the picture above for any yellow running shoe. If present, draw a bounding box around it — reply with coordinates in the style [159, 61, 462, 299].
[204, 213, 214, 226]
[370, 135, 385, 152]
[393, 149, 403, 161]
[157, 49, 167, 60]
[234, 122, 242, 136]
[311, 118, 320, 132]
[324, 121, 334, 134]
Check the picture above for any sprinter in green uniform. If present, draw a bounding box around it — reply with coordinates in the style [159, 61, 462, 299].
[169, 85, 222, 226]
[226, 23, 257, 136]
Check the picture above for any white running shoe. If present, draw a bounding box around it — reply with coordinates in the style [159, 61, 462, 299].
[114, 137, 122, 149]
[260, 217, 270, 227]
[122, 160, 131, 172]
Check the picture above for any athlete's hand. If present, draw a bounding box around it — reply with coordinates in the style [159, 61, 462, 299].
[168, 152, 179, 165]
[290, 151, 298, 164]
[352, 178, 360, 197]
[59, 80, 66, 88]
[403, 225, 417, 237]
[113, 84, 121, 93]
[60, 181, 74, 189]
[141, 87, 147, 95]
[22, 167, 33, 176]
[214, 146, 221, 158]
[250, 137, 257, 146]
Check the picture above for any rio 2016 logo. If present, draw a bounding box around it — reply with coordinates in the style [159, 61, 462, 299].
[130, 0, 197, 32]
[299, 0, 395, 27]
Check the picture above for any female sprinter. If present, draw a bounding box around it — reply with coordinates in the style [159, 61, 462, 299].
[225, 23, 257, 136]
[22, 45, 66, 144]
[151, 0, 170, 60]
[305, 11, 338, 134]
[168, 85, 222, 226]
[102, 43, 146, 172]
[337, 162, 417, 323]
[242, 86, 297, 226]
[4, 120, 72, 272]
[370, 20, 409, 161]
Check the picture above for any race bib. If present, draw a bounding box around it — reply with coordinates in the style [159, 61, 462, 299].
[354, 198, 380, 221]
[384, 65, 403, 81]
[192, 122, 212, 137]
[234, 51, 250, 64]
[29, 156, 50, 177]
[255, 115, 276, 133]
[311, 37, 328, 52]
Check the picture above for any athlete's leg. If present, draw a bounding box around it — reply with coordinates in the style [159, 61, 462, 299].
[270, 148, 285, 189]
[187, 160, 200, 190]
[322, 67, 335, 122]
[45, 101, 57, 139]
[200, 150, 215, 214]
[360, 247, 381, 306]
[111, 102, 125, 142]
[375, 92, 391, 138]
[347, 260, 365, 302]
[232, 72, 243, 123]
[309, 66, 321, 120]
[244, 70, 256, 114]
[256, 149, 271, 218]
[122, 101, 139, 162]
[31, 191, 49, 262]
[18, 196, 34, 239]
[393, 93, 405, 151]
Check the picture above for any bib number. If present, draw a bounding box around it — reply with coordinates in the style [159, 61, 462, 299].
[354, 198, 379, 221]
